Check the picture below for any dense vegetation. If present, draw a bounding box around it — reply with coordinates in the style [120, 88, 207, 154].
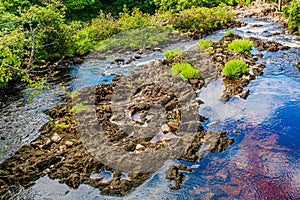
[0, 0, 299, 89]
[283, 0, 300, 33]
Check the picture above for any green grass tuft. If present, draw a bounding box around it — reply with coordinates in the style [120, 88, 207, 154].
[222, 60, 249, 79]
[171, 62, 200, 80]
[164, 49, 184, 59]
[196, 39, 215, 49]
[228, 39, 253, 53]
[223, 30, 235, 37]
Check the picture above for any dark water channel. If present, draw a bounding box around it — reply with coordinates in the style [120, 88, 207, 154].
[1, 18, 300, 199]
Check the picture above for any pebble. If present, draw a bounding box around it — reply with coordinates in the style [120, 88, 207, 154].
[135, 144, 145, 150]
[161, 124, 171, 133]
[65, 141, 74, 147]
[51, 133, 62, 143]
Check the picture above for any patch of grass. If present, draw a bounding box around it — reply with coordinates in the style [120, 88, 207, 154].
[70, 102, 89, 113]
[223, 30, 235, 37]
[222, 60, 249, 79]
[95, 27, 169, 52]
[164, 49, 184, 59]
[228, 39, 253, 53]
[196, 39, 215, 49]
[171, 62, 200, 80]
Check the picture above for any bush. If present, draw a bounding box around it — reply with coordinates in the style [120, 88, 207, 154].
[222, 60, 249, 79]
[228, 39, 253, 53]
[164, 49, 184, 59]
[196, 39, 215, 49]
[223, 30, 235, 37]
[171, 62, 200, 80]
[283, 0, 300, 33]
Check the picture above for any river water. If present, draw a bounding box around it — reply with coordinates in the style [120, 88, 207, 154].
[1, 18, 300, 199]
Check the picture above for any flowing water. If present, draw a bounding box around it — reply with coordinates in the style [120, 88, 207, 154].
[1, 18, 300, 199]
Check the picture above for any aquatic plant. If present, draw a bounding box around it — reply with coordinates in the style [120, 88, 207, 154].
[171, 62, 200, 80]
[164, 49, 184, 59]
[222, 60, 249, 79]
[196, 39, 215, 49]
[228, 39, 253, 53]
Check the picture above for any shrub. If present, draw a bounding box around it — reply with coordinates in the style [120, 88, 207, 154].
[228, 39, 253, 53]
[164, 49, 184, 59]
[283, 0, 300, 33]
[223, 30, 235, 37]
[171, 62, 200, 80]
[222, 60, 249, 79]
[196, 39, 215, 49]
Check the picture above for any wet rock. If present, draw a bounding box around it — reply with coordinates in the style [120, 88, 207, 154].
[239, 89, 250, 99]
[252, 68, 264, 76]
[253, 24, 262, 27]
[114, 58, 125, 64]
[188, 78, 199, 85]
[137, 49, 143, 54]
[51, 133, 62, 143]
[73, 57, 84, 65]
[296, 62, 300, 70]
[16, 103, 27, 108]
[165, 165, 185, 190]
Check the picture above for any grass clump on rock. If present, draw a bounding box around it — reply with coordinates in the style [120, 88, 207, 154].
[196, 39, 215, 49]
[228, 39, 253, 53]
[223, 30, 235, 37]
[164, 49, 184, 59]
[222, 60, 249, 79]
[171, 62, 200, 80]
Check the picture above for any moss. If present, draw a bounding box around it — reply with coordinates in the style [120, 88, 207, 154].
[228, 39, 253, 53]
[171, 62, 200, 80]
[222, 60, 249, 79]
[164, 49, 184, 59]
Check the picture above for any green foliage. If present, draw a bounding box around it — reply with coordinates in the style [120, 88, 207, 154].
[164, 49, 184, 59]
[283, 0, 300, 33]
[169, 6, 236, 33]
[196, 39, 215, 49]
[228, 39, 253, 53]
[75, 8, 152, 55]
[153, 0, 220, 12]
[222, 60, 249, 79]
[112, 0, 156, 15]
[171, 62, 200, 80]
[223, 30, 235, 37]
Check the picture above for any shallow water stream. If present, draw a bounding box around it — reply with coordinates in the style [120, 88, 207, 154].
[1, 18, 300, 199]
